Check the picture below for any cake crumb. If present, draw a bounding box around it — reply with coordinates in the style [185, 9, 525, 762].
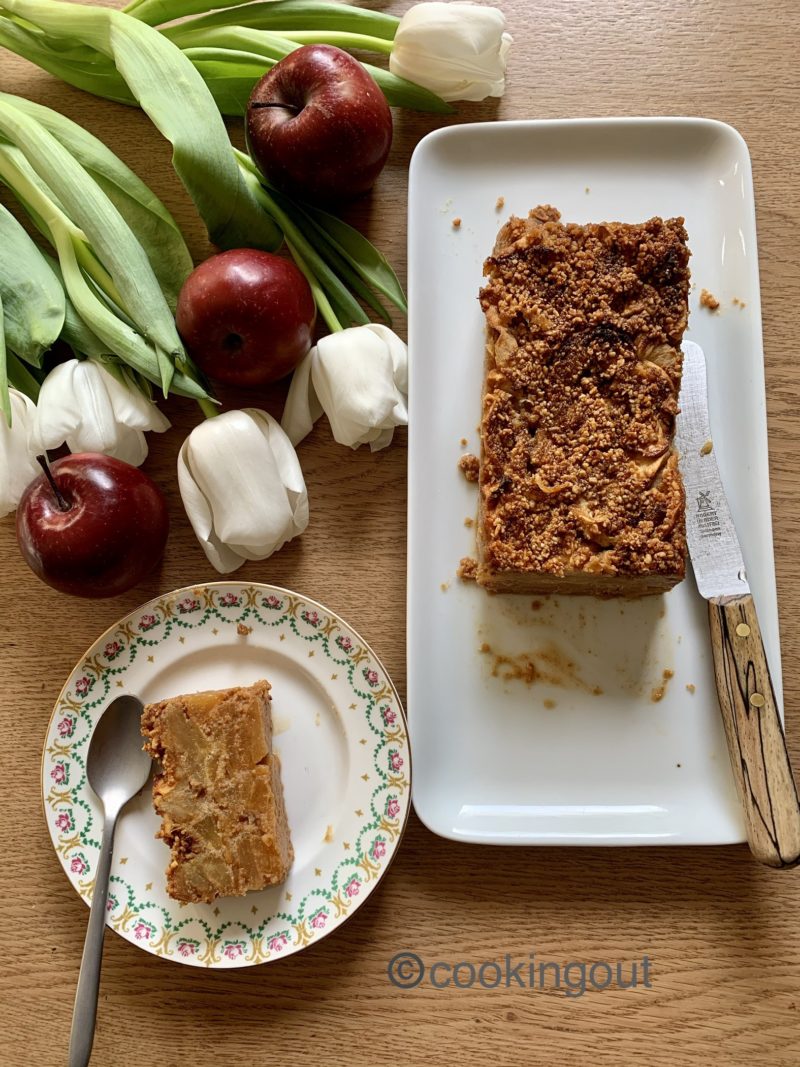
[440, 581, 450, 592]
[236, 622, 252, 636]
[651, 669, 674, 703]
[700, 439, 713, 456]
[452, 216, 462, 229]
[495, 196, 505, 211]
[314, 711, 321, 727]
[323, 824, 334, 844]
[464, 516, 474, 528]
[732, 297, 747, 308]
[479, 640, 600, 693]
[584, 186, 590, 194]
[460, 437, 468, 447]
[458, 557, 478, 581]
[700, 288, 720, 311]
[458, 453, 480, 482]
[686, 683, 696, 694]
[543, 698, 556, 709]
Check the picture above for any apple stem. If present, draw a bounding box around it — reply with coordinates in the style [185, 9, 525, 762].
[250, 101, 302, 115]
[36, 454, 70, 512]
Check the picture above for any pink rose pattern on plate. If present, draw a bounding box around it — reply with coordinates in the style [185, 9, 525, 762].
[269, 933, 290, 953]
[50, 762, 68, 785]
[46, 585, 408, 967]
[70, 853, 88, 876]
[54, 811, 73, 834]
[344, 877, 361, 899]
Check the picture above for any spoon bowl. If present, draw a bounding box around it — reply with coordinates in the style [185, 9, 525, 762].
[86, 694, 151, 811]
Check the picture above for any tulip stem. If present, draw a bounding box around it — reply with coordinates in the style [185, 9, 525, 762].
[196, 396, 220, 419]
[285, 239, 343, 333]
[275, 31, 394, 54]
[36, 453, 69, 511]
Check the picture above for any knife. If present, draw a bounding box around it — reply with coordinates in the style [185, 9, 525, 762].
[677, 340, 800, 868]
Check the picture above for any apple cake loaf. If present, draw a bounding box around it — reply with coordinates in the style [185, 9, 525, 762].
[476, 206, 690, 597]
[141, 680, 293, 904]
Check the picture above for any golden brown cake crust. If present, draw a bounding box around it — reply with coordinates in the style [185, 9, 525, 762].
[141, 680, 293, 904]
[477, 206, 690, 596]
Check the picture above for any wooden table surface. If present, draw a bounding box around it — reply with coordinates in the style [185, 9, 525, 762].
[2, 1, 799, 1064]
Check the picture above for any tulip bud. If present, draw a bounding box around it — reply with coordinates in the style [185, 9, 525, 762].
[0, 388, 41, 518]
[389, 2, 512, 103]
[177, 408, 309, 574]
[282, 324, 408, 452]
[35, 358, 169, 467]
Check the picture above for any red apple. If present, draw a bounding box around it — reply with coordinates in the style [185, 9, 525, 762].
[16, 453, 169, 598]
[246, 44, 393, 205]
[176, 249, 315, 387]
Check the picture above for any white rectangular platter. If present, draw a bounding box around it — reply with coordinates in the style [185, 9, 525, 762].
[406, 118, 781, 845]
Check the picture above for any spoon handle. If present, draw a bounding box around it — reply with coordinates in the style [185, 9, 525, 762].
[68, 807, 118, 1067]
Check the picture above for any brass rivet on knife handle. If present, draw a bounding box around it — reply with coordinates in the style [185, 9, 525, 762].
[709, 592, 800, 868]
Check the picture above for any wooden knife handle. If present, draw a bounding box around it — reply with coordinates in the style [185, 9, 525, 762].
[709, 593, 800, 868]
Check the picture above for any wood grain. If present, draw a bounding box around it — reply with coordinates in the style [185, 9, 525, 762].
[709, 594, 800, 868]
[1, 1, 800, 1064]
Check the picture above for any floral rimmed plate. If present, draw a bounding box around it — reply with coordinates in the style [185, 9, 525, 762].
[42, 582, 410, 968]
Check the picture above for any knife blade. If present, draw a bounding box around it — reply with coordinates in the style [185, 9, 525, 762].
[676, 341, 750, 601]
[677, 340, 800, 868]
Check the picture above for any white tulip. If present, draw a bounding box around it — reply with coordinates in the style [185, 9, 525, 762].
[178, 408, 309, 574]
[35, 358, 170, 467]
[0, 388, 41, 518]
[389, 2, 512, 102]
[282, 324, 408, 452]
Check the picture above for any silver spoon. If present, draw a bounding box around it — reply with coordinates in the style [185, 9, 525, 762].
[69, 694, 150, 1067]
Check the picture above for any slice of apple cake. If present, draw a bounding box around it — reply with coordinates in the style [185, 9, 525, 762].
[141, 680, 293, 904]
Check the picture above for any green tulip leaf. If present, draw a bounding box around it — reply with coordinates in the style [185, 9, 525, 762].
[2, 93, 194, 310]
[0, 0, 283, 252]
[0, 202, 65, 367]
